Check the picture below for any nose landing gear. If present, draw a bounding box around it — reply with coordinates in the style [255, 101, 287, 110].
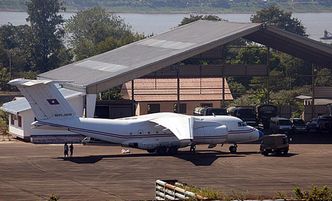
[190, 144, 196, 152]
[229, 144, 237, 153]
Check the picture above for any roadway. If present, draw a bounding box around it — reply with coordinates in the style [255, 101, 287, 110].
[0, 136, 331, 200]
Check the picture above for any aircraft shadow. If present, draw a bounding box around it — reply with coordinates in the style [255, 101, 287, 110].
[56, 150, 260, 166]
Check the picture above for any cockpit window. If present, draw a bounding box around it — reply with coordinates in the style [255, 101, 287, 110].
[238, 121, 247, 127]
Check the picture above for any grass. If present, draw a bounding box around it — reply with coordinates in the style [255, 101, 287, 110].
[174, 182, 332, 200]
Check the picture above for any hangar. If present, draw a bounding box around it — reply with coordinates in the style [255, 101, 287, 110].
[1, 20, 332, 142]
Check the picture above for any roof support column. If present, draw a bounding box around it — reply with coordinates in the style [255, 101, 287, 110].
[222, 65, 225, 108]
[176, 67, 180, 113]
[131, 80, 135, 116]
[266, 46, 270, 104]
[311, 64, 315, 119]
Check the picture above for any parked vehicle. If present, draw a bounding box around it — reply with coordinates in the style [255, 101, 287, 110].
[306, 116, 332, 133]
[228, 106, 258, 127]
[270, 117, 292, 134]
[290, 118, 307, 134]
[260, 134, 289, 156]
[193, 107, 227, 116]
[257, 104, 278, 129]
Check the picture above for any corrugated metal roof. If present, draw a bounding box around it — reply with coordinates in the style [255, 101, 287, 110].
[245, 26, 332, 67]
[39, 20, 261, 93]
[38, 20, 332, 94]
[0, 88, 83, 114]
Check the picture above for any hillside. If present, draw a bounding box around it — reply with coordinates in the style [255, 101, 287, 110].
[0, 0, 332, 13]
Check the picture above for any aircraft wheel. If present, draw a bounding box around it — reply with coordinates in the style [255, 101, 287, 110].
[147, 149, 156, 154]
[156, 147, 167, 155]
[229, 145, 237, 153]
[190, 145, 196, 152]
[167, 147, 178, 155]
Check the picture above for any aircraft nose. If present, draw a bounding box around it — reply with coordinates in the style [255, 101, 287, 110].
[258, 130, 264, 139]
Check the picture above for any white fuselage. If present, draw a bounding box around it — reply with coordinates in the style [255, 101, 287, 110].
[38, 113, 261, 150]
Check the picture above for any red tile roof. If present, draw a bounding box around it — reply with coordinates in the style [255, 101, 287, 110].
[121, 78, 233, 101]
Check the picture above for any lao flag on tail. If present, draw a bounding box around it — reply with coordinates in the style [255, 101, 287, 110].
[47, 99, 59, 105]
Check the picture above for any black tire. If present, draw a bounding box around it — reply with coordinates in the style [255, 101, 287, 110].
[262, 151, 269, 156]
[147, 149, 156, 154]
[156, 147, 167, 155]
[229, 145, 237, 153]
[167, 147, 178, 155]
[190, 145, 196, 153]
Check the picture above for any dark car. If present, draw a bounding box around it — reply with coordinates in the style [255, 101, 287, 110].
[290, 118, 307, 134]
[306, 116, 332, 133]
[270, 117, 292, 134]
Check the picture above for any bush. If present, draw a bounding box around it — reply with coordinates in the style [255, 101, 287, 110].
[293, 185, 332, 201]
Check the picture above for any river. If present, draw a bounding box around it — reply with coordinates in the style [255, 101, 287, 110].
[0, 11, 331, 42]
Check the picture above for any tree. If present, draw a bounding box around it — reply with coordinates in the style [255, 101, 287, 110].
[251, 5, 307, 36]
[0, 24, 34, 73]
[26, 0, 71, 72]
[0, 67, 10, 91]
[179, 14, 223, 26]
[315, 68, 332, 86]
[65, 7, 143, 60]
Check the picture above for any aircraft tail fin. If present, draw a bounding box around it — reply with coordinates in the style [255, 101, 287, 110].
[9, 78, 77, 120]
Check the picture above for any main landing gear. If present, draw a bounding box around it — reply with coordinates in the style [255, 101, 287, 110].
[229, 144, 237, 153]
[148, 146, 179, 155]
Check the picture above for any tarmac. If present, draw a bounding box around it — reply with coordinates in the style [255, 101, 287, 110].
[0, 135, 331, 201]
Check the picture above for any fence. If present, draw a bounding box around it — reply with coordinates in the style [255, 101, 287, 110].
[155, 180, 206, 200]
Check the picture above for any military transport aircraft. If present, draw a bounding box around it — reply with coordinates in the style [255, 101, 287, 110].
[9, 78, 264, 155]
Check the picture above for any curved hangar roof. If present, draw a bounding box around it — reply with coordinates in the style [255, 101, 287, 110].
[39, 20, 332, 94]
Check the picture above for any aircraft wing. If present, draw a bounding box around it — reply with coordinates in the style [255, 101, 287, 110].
[149, 113, 194, 141]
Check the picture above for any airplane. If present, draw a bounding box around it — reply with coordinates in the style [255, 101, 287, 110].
[9, 78, 264, 155]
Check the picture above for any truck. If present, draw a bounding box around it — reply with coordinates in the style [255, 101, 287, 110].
[227, 106, 258, 127]
[260, 134, 289, 156]
[257, 104, 278, 129]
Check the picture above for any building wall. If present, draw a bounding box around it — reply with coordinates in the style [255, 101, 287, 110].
[8, 95, 84, 142]
[302, 105, 330, 122]
[137, 101, 221, 115]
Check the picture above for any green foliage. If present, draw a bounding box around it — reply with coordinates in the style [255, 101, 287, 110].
[47, 194, 59, 201]
[315, 68, 332, 87]
[251, 5, 307, 36]
[179, 14, 223, 26]
[232, 46, 268, 65]
[0, 110, 8, 130]
[227, 78, 247, 99]
[179, 184, 223, 200]
[0, 68, 11, 91]
[65, 7, 143, 60]
[0, 24, 34, 72]
[99, 87, 123, 100]
[26, 0, 71, 72]
[293, 185, 332, 201]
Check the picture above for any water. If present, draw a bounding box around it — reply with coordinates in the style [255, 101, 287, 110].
[0, 11, 331, 42]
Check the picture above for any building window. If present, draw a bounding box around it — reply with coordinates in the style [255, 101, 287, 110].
[173, 103, 187, 114]
[17, 115, 22, 128]
[10, 114, 15, 125]
[201, 103, 213, 107]
[147, 104, 160, 114]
